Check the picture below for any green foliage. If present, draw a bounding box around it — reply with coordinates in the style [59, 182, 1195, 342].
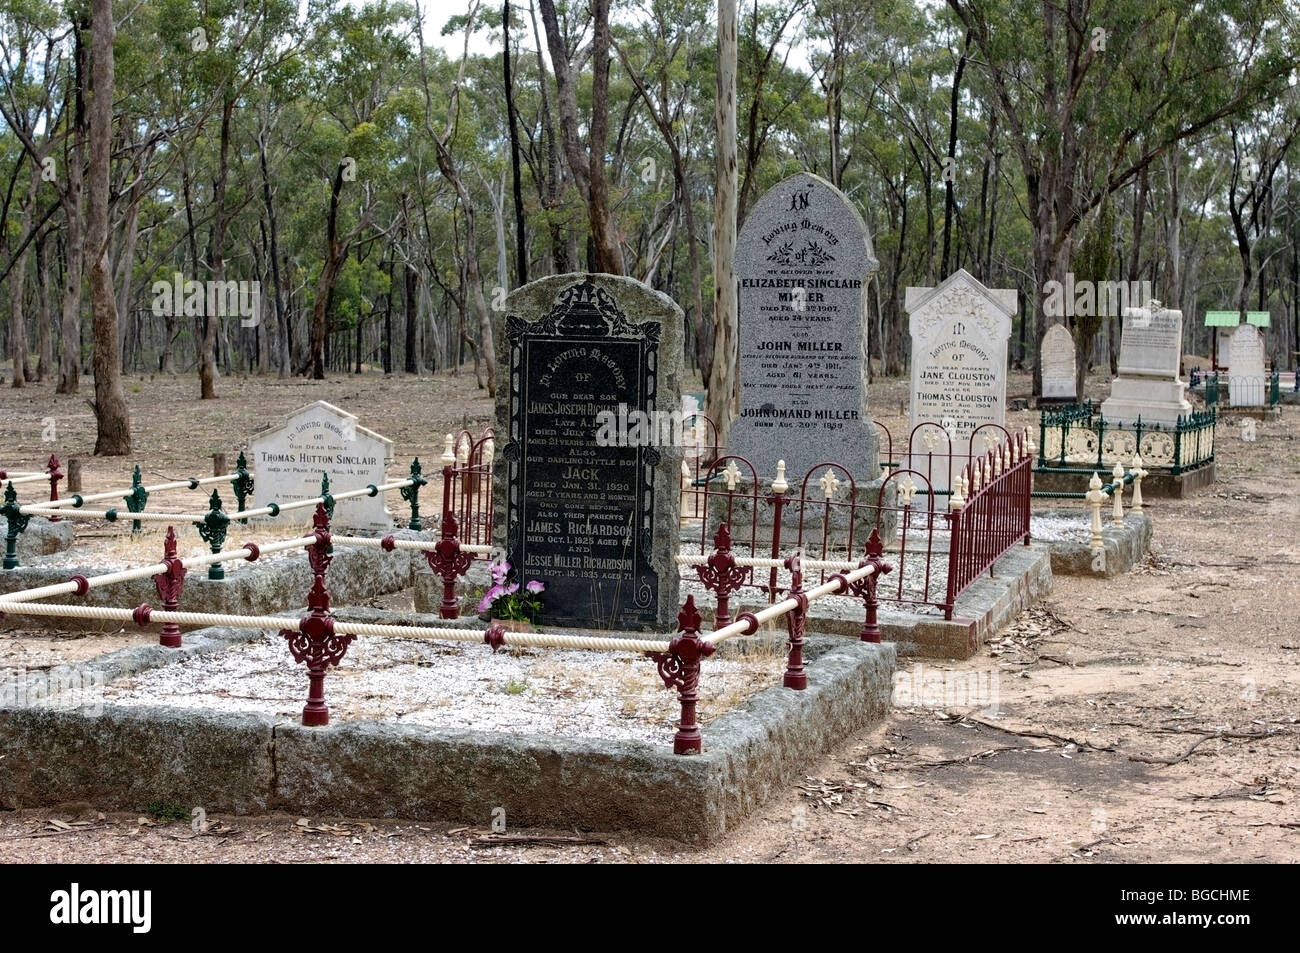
[145, 802, 191, 823]
[1, 0, 1296, 381]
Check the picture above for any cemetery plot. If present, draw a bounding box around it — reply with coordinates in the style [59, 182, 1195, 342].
[1100, 301, 1193, 428]
[100, 631, 780, 745]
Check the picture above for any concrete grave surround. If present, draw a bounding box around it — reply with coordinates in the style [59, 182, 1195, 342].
[493, 274, 683, 632]
[0, 619, 894, 845]
[905, 269, 1015, 488]
[729, 172, 880, 482]
[250, 401, 393, 531]
[1040, 324, 1077, 400]
[1227, 323, 1267, 407]
[1099, 301, 1193, 428]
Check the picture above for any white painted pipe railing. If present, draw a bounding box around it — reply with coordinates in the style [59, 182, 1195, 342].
[17, 477, 417, 525]
[236, 478, 415, 520]
[0, 599, 671, 655]
[703, 561, 877, 645]
[675, 553, 866, 571]
[329, 535, 493, 555]
[0, 535, 318, 604]
[39, 472, 244, 509]
[19, 506, 209, 522]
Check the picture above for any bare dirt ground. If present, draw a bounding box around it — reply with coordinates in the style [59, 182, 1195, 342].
[1, 368, 1298, 863]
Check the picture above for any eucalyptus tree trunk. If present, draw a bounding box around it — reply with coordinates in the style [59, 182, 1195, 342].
[57, 21, 87, 395]
[707, 0, 739, 448]
[87, 0, 131, 453]
[9, 165, 37, 387]
[36, 229, 52, 380]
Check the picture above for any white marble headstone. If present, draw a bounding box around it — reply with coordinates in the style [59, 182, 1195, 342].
[905, 269, 1015, 489]
[249, 400, 394, 531]
[1099, 300, 1192, 428]
[1227, 323, 1267, 407]
[1040, 324, 1077, 400]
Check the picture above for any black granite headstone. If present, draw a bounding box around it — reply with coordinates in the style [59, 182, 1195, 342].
[493, 275, 683, 631]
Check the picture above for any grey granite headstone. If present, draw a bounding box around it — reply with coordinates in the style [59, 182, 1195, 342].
[729, 172, 880, 482]
[1227, 323, 1267, 406]
[1099, 299, 1192, 427]
[1040, 324, 1077, 401]
[493, 274, 682, 632]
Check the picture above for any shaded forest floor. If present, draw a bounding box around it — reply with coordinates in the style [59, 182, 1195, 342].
[2, 366, 1298, 863]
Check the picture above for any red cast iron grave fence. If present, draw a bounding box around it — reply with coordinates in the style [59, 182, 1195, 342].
[679, 418, 1034, 621]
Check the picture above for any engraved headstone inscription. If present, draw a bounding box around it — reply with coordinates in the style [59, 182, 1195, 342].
[493, 274, 683, 631]
[729, 172, 880, 480]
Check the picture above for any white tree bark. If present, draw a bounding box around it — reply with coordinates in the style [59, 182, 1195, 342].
[707, 0, 739, 448]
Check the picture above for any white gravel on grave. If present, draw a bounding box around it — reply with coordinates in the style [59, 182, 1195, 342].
[1026, 513, 1092, 543]
[103, 632, 779, 745]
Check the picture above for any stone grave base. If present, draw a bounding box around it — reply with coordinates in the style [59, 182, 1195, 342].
[0, 611, 894, 845]
[1032, 462, 1215, 499]
[0, 516, 75, 558]
[1036, 511, 1153, 578]
[1099, 378, 1193, 430]
[1219, 405, 1282, 421]
[0, 538, 422, 632]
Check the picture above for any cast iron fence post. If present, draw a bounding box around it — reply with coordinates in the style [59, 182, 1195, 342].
[2, 482, 30, 569]
[45, 455, 63, 521]
[695, 522, 746, 629]
[648, 595, 715, 754]
[194, 489, 230, 579]
[124, 464, 149, 537]
[152, 526, 188, 647]
[782, 551, 808, 690]
[232, 452, 254, 523]
[400, 457, 427, 530]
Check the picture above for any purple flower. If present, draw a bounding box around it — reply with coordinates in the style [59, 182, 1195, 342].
[525, 580, 545, 594]
[478, 583, 504, 613]
[502, 582, 519, 596]
[490, 560, 510, 584]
